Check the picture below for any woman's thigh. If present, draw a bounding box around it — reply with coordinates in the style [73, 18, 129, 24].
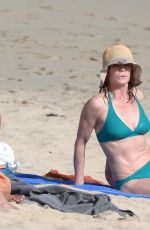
[121, 178, 150, 195]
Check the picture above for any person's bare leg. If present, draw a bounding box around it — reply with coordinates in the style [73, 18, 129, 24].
[0, 190, 16, 209]
[121, 178, 150, 195]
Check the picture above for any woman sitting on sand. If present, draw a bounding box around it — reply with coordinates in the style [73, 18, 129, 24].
[74, 44, 150, 194]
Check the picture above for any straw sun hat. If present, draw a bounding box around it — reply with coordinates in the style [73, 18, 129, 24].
[100, 44, 142, 87]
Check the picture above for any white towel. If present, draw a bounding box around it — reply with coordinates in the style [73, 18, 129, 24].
[0, 142, 15, 166]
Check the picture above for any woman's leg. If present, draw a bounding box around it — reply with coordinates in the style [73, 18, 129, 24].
[121, 178, 150, 195]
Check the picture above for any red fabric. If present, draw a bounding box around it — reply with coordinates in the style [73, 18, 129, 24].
[44, 169, 105, 185]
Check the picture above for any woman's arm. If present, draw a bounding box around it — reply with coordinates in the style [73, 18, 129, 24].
[74, 99, 98, 185]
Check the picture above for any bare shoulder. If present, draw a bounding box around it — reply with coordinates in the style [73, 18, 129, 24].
[79, 93, 107, 129]
[80, 93, 106, 121]
[133, 87, 144, 101]
[84, 93, 106, 112]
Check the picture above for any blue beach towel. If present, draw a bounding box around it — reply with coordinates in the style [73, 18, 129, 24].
[15, 172, 150, 199]
[74, 183, 150, 199]
[15, 172, 73, 185]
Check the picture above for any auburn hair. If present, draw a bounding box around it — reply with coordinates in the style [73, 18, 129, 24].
[99, 68, 138, 102]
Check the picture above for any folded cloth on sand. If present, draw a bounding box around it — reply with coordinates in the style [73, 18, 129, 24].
[0, 172, 11, 194]
[44, 169, 106, 185]
[11, 181, 135, 217]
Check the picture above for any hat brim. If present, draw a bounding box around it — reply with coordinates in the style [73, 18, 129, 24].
[99, 58, 142, 87]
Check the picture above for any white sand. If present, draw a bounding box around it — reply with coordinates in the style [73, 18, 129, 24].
[0, 0, 150, 229]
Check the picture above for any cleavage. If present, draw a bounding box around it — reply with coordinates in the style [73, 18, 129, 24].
[111, 99, 140, 131]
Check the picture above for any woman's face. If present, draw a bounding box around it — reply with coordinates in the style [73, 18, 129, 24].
[107, 64, 132, 87]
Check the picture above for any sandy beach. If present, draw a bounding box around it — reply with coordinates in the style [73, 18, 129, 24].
[0, 0, 150, 229]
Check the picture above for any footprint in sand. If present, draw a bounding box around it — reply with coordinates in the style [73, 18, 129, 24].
[33, 67, 53, 76]
[144, 27, 150, 31]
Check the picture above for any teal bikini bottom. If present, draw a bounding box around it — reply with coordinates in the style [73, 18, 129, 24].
[115, 160, 150, 190]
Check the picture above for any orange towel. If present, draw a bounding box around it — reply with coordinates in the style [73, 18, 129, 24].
[0, 173, 11, 195]
[44, 169, 105, 185]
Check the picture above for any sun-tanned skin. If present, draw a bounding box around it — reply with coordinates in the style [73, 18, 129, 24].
[74, 64, 150, 195]
[0, 190, 25, 209]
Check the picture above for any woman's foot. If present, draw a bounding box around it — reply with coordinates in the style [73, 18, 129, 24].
[0, 191, 25, 209]
[8, 194, 25, 203]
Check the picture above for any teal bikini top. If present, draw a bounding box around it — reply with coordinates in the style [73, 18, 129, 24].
[96, 91, 150, 142]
